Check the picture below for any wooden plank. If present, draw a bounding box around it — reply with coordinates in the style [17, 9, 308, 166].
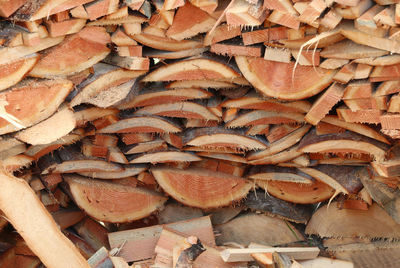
[220, 247, 320, 262]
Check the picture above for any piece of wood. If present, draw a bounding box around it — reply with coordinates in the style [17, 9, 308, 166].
[355, 5, 387, 37]
[166, 2, 216, 41]
[65, 174, 167, 223]
[305, 83, 345, 125]
[29, 27, 110, 77]
[242, 27, 288, 45]
[0, 54, 38, 92]
[15, 107, 75, 145]
[184, 127, 267, 151]
[143, 57, 239, 82]
[236, 56, 336, 100]
[299, 129, 388, 161]
[0, 168, 89, 268]
[211, 43, 262, 57]
[306, 202, 400, 238]
[0, 79, 72, 135]
[152, 166, 251, 209]
[336, 107, 381, 124]
[333, 63, 356, 84]
[268, 10, 300, 29]
[221, 247, 319, 262]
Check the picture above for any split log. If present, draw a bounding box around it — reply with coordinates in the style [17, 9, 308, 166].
[214, 213, 304, 247]
[304, 83, 345, 125]
[235, 56, 336, 100]
[0, 53, 38, 92]
[306, 202, 400, 238]
[70, 63, 144, 107]
[225, 110, 305, 128]
[78, 164, 147, 179]
[142, 57, 240, 82]
[298, 129, 389, 161]
[123, 139, 167, 154]
[255, 171, 335, 204]
[0, 79, 72, 135]
[0, 0, 27, 17]
[29, 26, 110, 77]
[183, 127, 268, 151]
[151, 166, 252, 209]
[131, 33, 203, 51]
[204, 24, 241, 46]
[0, 168, 89, 268]
[128, 150, 201, 164]
[15, 107, 75, 145]
[134, 102, 221, 121]
[221, 92, 311, 113]
[247, 125, 311, 161]
[98, 115, 182, 134]
[166, 2, 216, 41]
[64, 174, 167, 222]
[320, 39, 388, 59]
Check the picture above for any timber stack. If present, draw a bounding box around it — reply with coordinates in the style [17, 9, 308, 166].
[1, 0, 400, 267]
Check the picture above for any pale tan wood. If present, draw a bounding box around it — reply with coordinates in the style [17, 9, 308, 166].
[0, 168, 89, 268]
[226, 0, 268, 26]
[264, 47, 291, 63]
[220, 247, 319, 262]
[15, 107, 75, 145]
[306, 202, 400, 238]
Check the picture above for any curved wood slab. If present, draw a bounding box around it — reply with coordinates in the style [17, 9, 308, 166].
[129, 151, 201, 164]
[16, 107, 75, 145]
[298, 129, 389, 161]
[225, 110, 305, 128]
[305, 202, 400, 238]
[118, 88, 212, 109]
[132, 33, 203, 52]
[98, 115, 182, 133]
[235, 56, 336, 100]
[65, 175, 167, 223]
[142, 58, 239, 82]
[0, 54, 38, 92]
[214, 213, 304, 247]
[29, 27, 110, 78]
[0, 79, 73, 135]
[151, 166, 252, 209]
[257, 177, 335, 204]
[184, 127, 267, 151]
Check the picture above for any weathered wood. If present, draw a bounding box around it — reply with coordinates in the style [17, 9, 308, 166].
[215, 213, 304, 247]
[306, 202, 400, 238]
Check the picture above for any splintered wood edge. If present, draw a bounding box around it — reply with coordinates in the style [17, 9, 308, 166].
[0, 169, 89, 268]
[235, 56, 336, 100]
[65, 175, 167, 223]
[151, 167, 252, 209]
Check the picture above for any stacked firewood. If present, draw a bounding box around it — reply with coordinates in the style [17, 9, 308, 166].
[2, 0, 400, 267]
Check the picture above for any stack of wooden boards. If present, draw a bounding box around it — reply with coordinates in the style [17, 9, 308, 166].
[2, 0, 400, 267]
